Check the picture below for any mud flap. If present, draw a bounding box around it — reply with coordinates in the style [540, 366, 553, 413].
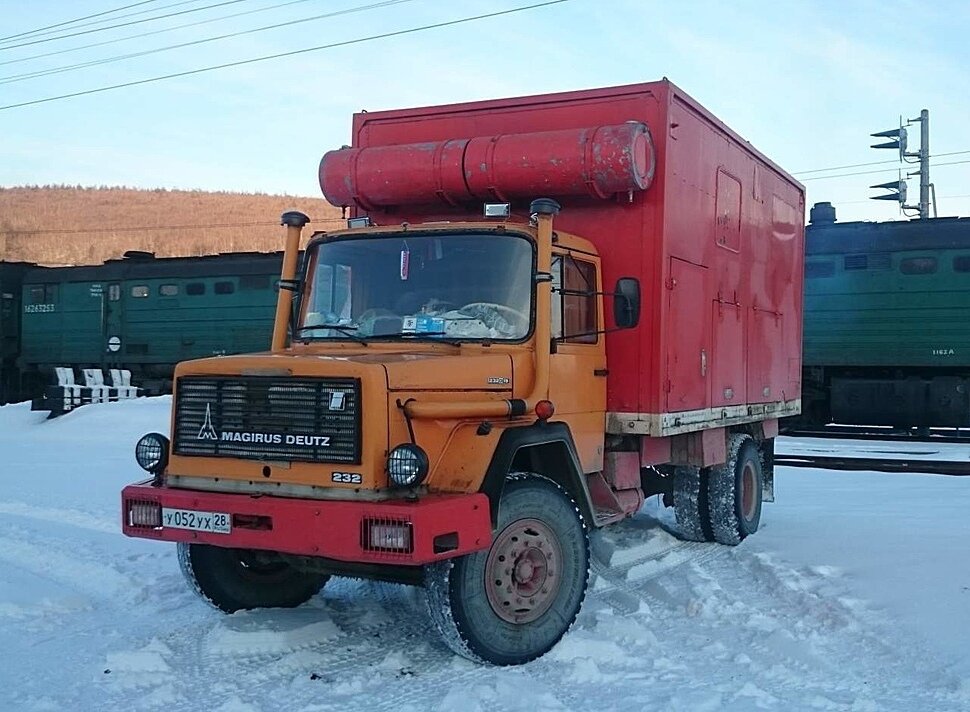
[760, 437, 775, 503]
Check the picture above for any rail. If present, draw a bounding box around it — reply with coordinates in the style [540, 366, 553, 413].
[773, 453, 970, 476]
[780, 426, 970, 445]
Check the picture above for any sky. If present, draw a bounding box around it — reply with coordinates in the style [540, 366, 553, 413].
[1, 0, 969, 223]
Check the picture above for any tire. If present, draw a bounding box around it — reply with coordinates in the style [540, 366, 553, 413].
[672, 465, 713, 542]
[706, 434, 763, 546]
[177, 543, 329, 613]
[424, 474, 590, 665]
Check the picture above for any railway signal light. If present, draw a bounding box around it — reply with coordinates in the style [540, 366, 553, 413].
[870, 179, 907, 205]
[871, 126, 908, 161]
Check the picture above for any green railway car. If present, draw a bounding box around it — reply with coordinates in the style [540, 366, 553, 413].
[802, 202, 970, 427]
[20, 252, 283, 394]
[0, 261, 33, 404]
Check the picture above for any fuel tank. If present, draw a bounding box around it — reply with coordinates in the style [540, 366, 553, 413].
[319, 122, 655, 210]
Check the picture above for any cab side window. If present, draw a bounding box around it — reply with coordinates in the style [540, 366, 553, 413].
[551, 256, 598, 344]
[29, 285, 57, 304]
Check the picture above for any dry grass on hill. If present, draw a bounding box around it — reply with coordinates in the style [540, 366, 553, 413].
[0, 186, 344, 266]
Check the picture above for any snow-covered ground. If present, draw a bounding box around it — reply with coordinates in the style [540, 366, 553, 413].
[1, 398, 968, 711]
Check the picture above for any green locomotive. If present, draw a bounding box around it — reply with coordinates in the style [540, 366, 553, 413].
[0, 262, 32, 404]
[802, 202, 970, 428]
[5, 251, 282, 406]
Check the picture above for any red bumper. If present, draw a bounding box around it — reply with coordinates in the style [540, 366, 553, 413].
[121, 481, 492, 565]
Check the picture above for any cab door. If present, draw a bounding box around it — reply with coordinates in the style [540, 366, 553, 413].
[103, 282, 124, 366]
[547, 252, 607, 473]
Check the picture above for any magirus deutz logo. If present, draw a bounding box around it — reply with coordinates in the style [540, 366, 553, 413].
[196, 403, 331, 447]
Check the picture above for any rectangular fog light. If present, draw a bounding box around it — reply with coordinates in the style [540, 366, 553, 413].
[366, 521, 413, 553]
[128, 500, 161, 528]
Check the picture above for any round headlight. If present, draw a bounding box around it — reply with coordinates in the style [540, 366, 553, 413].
[386, 444, 429, 487]
[135, 432, 170, 474]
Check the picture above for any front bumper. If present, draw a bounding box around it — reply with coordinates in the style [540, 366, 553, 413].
[121, 481, 492, 565]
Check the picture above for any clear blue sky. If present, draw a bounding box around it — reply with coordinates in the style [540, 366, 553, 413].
[1, 0, 968, 222]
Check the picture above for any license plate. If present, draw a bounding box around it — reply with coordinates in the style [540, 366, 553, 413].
[161, 507, 231, 534]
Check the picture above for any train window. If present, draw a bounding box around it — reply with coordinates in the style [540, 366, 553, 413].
[214, 281, 235, 295]
[953, 256, 970, 272]
[159, 284, 179, 297]
[844, 255, 868, 270]
[900, 257, 937, 275]
[805, 261, 834, 278]
[240, 274, 270, 290]
[28, 285, 57, 303]
[186, 282, 206, 296]
[130, 285, 149, 298]
[108, 284, 120, 301]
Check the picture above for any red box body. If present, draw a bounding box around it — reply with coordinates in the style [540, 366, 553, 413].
[327, 80, 805, 427]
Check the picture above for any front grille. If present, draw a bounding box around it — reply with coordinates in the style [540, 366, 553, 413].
[173, 376, 361, 464]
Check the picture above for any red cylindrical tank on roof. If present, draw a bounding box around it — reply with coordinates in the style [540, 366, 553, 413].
[319, 122, 655, 210]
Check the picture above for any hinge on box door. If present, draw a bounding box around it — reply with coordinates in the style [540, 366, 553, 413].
[665, 277, 677, 290]
[663, 379, 672, 393]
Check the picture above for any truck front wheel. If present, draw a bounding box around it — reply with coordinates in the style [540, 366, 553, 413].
[177, 543, 329, 613]
[706, 434, 763, 545]
[424, 474, 589, 665]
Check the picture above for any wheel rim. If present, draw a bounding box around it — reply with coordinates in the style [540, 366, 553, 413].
[741, 461, 758, 521]
[485, 518, 561, 624]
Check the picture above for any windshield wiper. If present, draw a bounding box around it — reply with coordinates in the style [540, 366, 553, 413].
[376, 331, 461, 346]
[294, 323, 368, 345]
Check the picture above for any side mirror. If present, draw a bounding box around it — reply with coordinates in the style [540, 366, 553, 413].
[613, 277, 640, 329]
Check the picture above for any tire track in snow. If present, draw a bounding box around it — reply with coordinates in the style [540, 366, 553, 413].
[92, 515, 966, 711]
[95, 527, 718, 710]
[585, 544, 961, 710]
[0, 500, 116, 534]
[0, 526, 133, 601]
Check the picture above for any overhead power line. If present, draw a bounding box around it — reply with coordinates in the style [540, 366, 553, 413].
[800, 158, 970, 182]
[794, 158, 899, 175]
[0, 0, 315, 68]
[831, 193, 970, 206]
[5, 218, 344, 236]
[794, 150, 970, 177]
[0, 0, 417, 86]
[0, 1, 204, 46]
[0, 0, 248, 51]
[0, 0, 162, 43]
[0, 0, 572, 112]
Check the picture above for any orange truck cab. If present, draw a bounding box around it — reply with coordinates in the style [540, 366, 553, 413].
[122, 80, 804, 666]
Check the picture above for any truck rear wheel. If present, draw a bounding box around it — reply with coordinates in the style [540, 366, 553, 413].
[672, 465, 713, 542]
[706, 434, 763, 545]
[177, 543, 328, 613]
[424, 474, 589, 665]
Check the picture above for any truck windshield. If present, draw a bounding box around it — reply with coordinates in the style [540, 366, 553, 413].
[299, 232, 533, 341]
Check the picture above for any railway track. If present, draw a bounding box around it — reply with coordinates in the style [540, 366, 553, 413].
[780, 426, 970, 444]
[773, 453, 970, 476]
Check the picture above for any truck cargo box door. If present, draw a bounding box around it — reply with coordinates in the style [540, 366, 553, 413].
[712, 301, 744, 407]
[666, 258, 709, 412]
[747, 307, 785, 403]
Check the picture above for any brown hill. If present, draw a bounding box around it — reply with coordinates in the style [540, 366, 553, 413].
[0, 186, 344, 266]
